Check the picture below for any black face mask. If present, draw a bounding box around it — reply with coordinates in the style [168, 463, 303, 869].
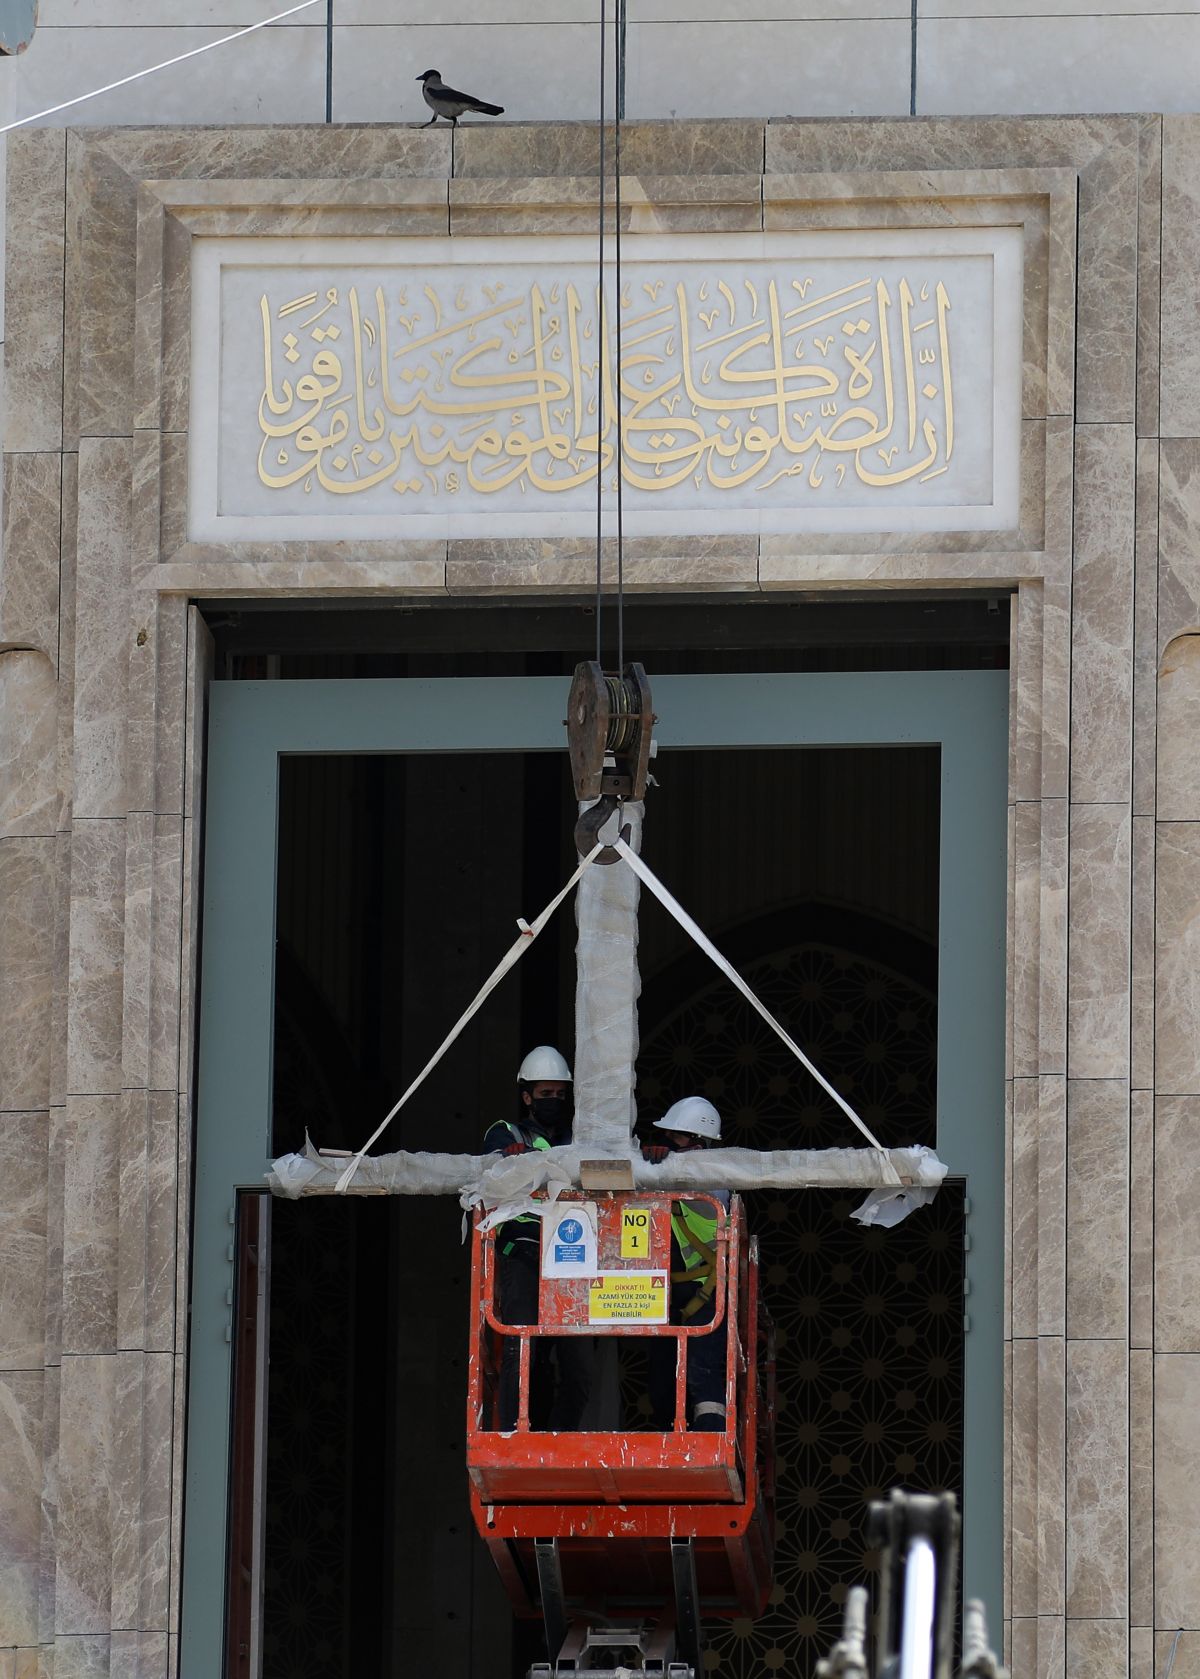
[528, 1095, 570, 1138]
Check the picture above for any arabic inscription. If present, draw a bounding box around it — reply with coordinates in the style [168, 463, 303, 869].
[189, 231, 1022, 540]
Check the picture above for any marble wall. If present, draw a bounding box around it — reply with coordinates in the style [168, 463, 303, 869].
[0, 113, 1195, 1679]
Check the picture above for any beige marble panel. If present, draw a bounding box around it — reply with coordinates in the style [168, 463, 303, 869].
[0, 1371, 43, 1648]
[1133, 438, 1159, 819]
[1159, 436, 1200, 648]
[60, 1093, 119, 1358]
[1010, 1618, 1036, 1678]
[119, 812, 153, 1096]
[0, 452, 62, 666]
[1011, 1077, 1038, 1338]
[1066, 1079, 1128, 1340]
[1041, 568, 1072, 805]
[4, 130, 66, 453]
[65, 819, 126, 1098]
[90, 122, 451, 186]
[1037, 798, 1068, 1075]
[766, 116, 1137, 425]
[55, 453, 79, 839]
[48, 830, 72, 1116]
[73, 437, 132, 821]
[116, 1091, 177, 1358]
[1065, 1619, 1126, 1676]
[1070, 424, 1134, 804]
[182, 609, 214, 825]
[1130, 1088, 1153, 1350]
[448, 536, 758, 595]
[1037, 1075, 1067, 1337]
[117, 807, 184, 1097]
[0, 1111, 48, 1370]
[1129, 1346, 1153, 1629]
[1155, 821, 1200, 1096]
[1156, 1632, 1200, 1679]
[1012, 582, 1044, 806]
[0, 836, 56, 1111]
[1131, 1625, 1153, 1679]
[449, 171, 761, 234]
[1066, 803, 1131, 1081]
[1131, 816, 1154, 1095]
[0, 652, 60, 843]
[1011, 1335, 1038, 1616]
[110, 1353, 172, 1635]
[455, 119, 765, 181]
[1161, 117, 1200, 438]
[127, 595, 188, 822]
[149, 553, 448, 596]
[71, 139, 142, 441]
[1038, 1335, 1066, 1616]
[1154, 1354, 1200, 1626]
[55, 1355, 114, 1635]
[51, 1637, 109, 1679]
[1137, 117, 1161, 440]
[1065, 1339, 1128, 1618]
[1012, 801, 1041, 1082]
[42, 1109, 65, 1375]
[1154, 1096, 1200, 1352]
[109, 1632, 167, 1679]
[1158, 635, 1200, 821]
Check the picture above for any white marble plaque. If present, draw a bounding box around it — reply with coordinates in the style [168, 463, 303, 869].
[188, 229, 1023, 542]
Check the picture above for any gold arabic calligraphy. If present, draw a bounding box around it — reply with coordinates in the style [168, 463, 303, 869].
[255, 269, 957, 500]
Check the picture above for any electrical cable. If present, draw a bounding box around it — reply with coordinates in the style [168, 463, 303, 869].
[0, 0, 322, 135]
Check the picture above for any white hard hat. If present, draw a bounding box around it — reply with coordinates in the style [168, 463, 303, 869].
[654, 1096, 722, 1141]
[517, 1045, 572, 1084]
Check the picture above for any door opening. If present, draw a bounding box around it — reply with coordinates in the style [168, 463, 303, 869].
[236, 740, 956, 1679]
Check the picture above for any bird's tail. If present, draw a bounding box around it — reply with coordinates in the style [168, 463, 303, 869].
[470, 100, 504, 115]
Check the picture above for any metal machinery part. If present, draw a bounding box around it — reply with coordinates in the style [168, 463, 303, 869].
[815, 1490, 1008, 1679]
[566, 662, 656, 861]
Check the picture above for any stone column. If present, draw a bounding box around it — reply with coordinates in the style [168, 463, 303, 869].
[572, 800, 643, 1153]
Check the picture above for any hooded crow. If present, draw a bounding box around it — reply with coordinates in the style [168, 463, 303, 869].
[416, 68, 504, 127]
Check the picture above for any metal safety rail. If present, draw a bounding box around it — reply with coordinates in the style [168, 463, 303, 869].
[464, 1190, 775, 1651]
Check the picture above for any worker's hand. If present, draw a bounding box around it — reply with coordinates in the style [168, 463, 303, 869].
[641, 1144, 670, 1164]
[501, 1142, 530, 1156]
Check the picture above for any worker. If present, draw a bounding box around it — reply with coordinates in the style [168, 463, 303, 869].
[483, 1046, 594, 1432]
[641, 1096, 730, 1432]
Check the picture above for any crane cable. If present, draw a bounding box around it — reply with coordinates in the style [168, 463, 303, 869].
[595, 0, 629, 672]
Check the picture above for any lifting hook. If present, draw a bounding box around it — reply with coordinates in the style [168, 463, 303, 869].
[574, 795, 631, 864]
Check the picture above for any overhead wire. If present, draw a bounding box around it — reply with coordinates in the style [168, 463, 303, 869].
[595, 0, 607, 666]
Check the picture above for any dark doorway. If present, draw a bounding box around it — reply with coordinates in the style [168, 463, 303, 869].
[249, 738, 957, 1679]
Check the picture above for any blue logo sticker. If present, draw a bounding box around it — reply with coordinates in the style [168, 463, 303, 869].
[557, 1218, 583, 1244]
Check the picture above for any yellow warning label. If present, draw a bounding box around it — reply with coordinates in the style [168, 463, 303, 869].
[588, 1271, 668, 1324]
[620, 1206, 651, 1260]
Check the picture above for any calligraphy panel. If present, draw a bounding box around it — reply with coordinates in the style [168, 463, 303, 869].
[188, 229, 1022, 543]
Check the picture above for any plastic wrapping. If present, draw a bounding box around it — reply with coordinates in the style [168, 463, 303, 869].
[572, 800, 643, 1151]
[267, 1139, 948, 1227]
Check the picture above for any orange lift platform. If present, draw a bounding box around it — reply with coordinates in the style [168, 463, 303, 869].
[466, 1188, 775, 1677]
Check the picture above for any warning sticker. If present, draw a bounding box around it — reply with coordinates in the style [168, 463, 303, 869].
[587, 1270, 669, 1324]
[620, 1206, 651, 1260]
[541, 1202, 598, 1277]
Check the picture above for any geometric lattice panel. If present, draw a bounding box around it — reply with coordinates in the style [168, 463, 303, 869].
[638, 941, 937, 1153]
[638, 938, 961, 1679]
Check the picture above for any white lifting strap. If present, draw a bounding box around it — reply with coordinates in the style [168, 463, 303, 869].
[335, 847, 601, 1193]
[612, 835, 894, 1168]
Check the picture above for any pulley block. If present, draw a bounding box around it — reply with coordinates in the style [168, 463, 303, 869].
[565, 661, 655, 861]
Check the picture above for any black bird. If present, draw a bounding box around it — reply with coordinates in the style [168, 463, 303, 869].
[416, 68, 504, 127]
